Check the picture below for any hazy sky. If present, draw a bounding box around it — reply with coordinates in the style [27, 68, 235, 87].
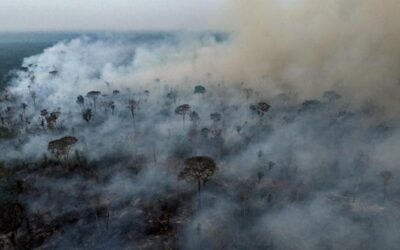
[0, 0, 227, 31]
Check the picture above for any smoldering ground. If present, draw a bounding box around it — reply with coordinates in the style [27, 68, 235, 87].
[0, 0, 400, 249]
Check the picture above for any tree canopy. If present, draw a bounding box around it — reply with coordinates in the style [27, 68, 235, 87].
[181, 156, 217, 182]
[194, 85, 206, 94]
[48, 136, 78, 160]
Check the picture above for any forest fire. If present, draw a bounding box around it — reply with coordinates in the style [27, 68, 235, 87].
[1, 0, 400, 249]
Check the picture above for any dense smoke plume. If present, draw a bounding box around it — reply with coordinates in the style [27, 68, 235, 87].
[220, 0, 400, 114]
[0, 1, 399, 249]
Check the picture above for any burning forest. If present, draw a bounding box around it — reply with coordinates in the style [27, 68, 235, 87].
[1, 0, 400, 249]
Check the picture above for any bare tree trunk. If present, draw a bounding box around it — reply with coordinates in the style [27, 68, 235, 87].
[94, 208, 100, 231]
[94, 99, 97, 113]
[353, 174, 364, 203]
[26, 218, 33, 240]
[198, 179, 201, 209]
[383, 183, 387, 206]
[106, 210, 110, 231]
[131, 109, 135, 120]
[8, 231, 16, 249]
[153, 144, 157, 163]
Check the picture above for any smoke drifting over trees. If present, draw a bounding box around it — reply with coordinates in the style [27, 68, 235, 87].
[0, 0, 400, 249]
[222, 0, 400, 116]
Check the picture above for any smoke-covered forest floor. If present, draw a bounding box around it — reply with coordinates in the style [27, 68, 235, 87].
[0, 33, 399, 250]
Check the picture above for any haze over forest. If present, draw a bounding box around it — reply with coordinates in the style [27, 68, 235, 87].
[0, 0, 400, 249]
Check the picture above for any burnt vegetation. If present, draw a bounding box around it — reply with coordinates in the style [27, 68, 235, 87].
[0, 76, 399, 249]
[0, 59, 399, 249]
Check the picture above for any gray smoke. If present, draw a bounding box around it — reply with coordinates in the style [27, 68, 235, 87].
[219, 0, 400, 116]
[0, 6, 399, 247]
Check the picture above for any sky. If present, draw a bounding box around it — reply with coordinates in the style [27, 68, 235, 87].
[0, 0, 227, 31]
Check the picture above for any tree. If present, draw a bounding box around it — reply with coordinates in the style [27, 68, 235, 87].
[30, 90, 36, 107]
[250, 102, 271, 123]
[194, 85, 206, 94]
[21, 103, 27, 119]
[300, 100, 321, 113]
[48, 136, 78, 162]
[142, 90, 150, 103]
[236, 121, 248, 134]
[380, 170, 393, 206]
[180, 156, 217, 208]
[82, 108, 92, 123]
[40, 109, 48, 117]
[210, 113, 222, 123]
[76, 95, 85, 108]
[45, 111, 61, 129]
[244, 88, 253, 103]
[190, 111, 200, 127]
[200, 127, 210, 138]
[0, 127, 16, 140]
[40, 109, 48, 128]
[0, 201, 23, 247]
[166, 90, 178, 105]
[175, 104, 191, 127]
[323, 90, 341, 103]
[86, 91, 101, 111]
[109, 101, 116, 115]
[49, 70, 58, 76]
[21, 103, 27, 112]
[352, 152, 369, 203]
[258, 102, 271, 114]
[128, 99, 139, 120]
[46, 111, 61, 128]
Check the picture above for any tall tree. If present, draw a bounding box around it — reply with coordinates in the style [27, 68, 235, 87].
[180, 156, 217, 208]
[128, 99, 139, 120]
[250, 102, 271, 123]
[82, 108, 92, 123]
[194, 85, 206, 94]
[76, 95, 85, 108]
[380, 170, 393, 206]
[48, 136, 78, 163]
[175, 104, 191, 127]
[86, 91, 101, 112]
